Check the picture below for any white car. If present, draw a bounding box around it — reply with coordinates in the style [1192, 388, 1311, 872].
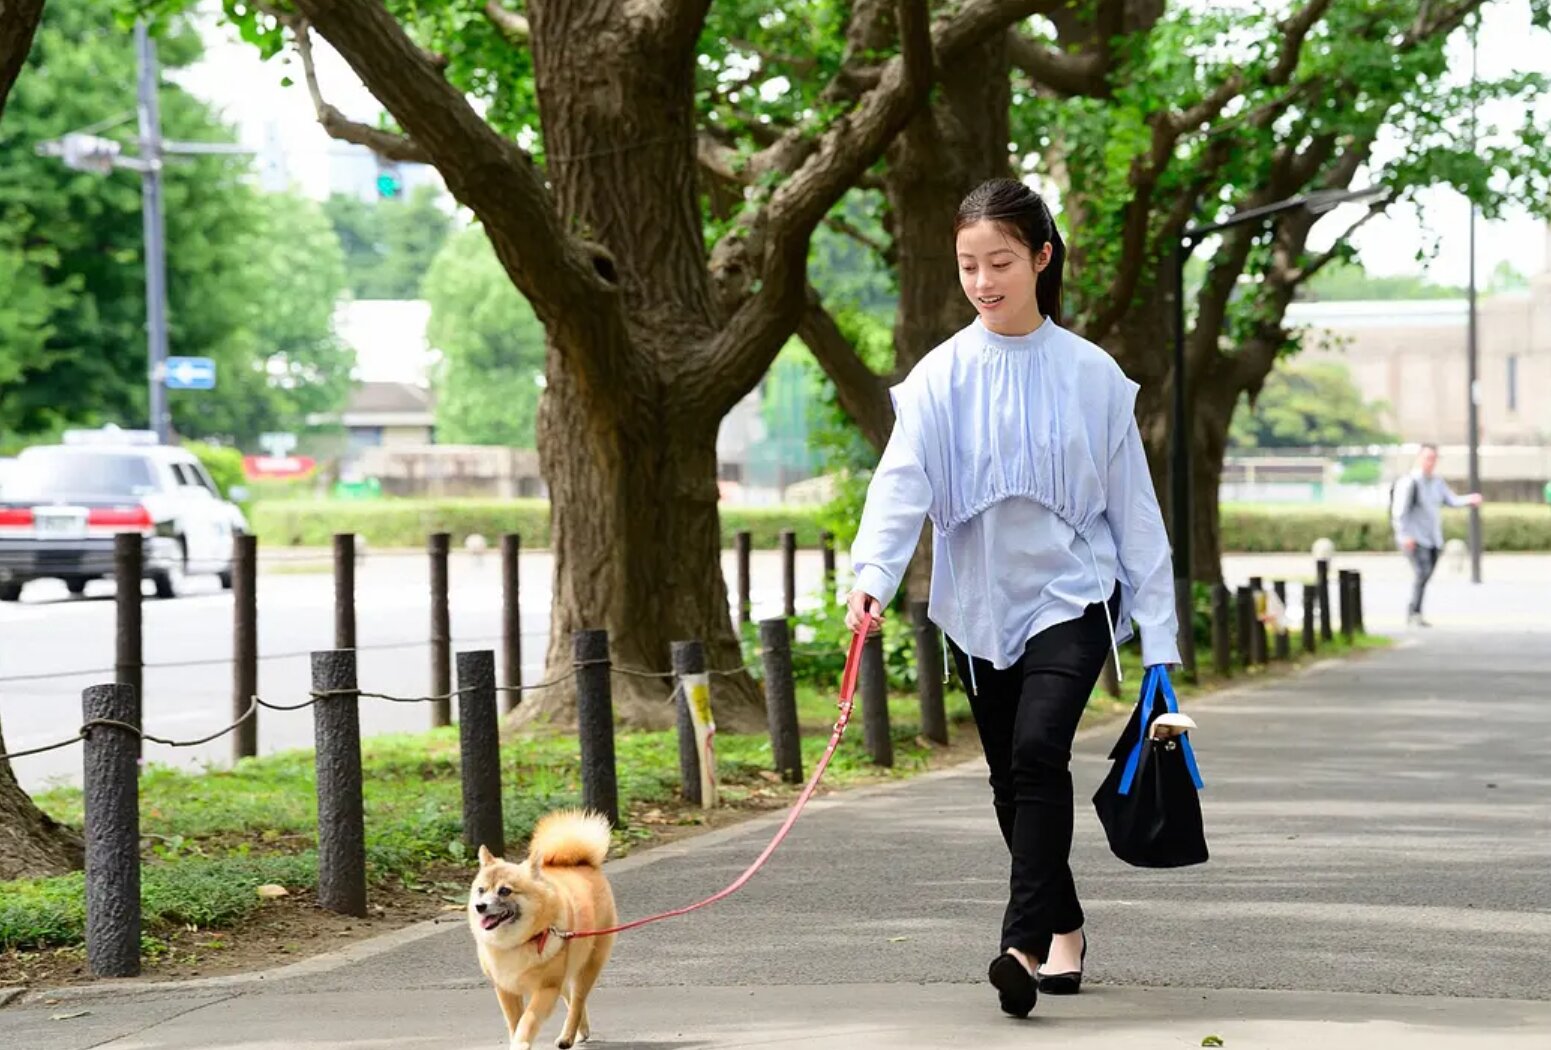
[0, 434, 247, 601]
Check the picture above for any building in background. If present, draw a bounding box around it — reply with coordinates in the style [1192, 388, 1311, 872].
[1289, 223, 1551, 448]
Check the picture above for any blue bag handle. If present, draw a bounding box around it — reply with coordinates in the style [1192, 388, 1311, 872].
[1156, 669, 1205, 791]
[1117, 666, 1204, 795]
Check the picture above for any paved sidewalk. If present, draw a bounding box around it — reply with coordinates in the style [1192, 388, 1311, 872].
[3, 626, 1548, 1048]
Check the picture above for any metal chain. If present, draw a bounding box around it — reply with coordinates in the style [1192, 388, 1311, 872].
[0, 648, 844, 762]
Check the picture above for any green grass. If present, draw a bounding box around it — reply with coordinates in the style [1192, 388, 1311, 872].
[0, 683, 976, 955]
[0, 629, 1380, 956]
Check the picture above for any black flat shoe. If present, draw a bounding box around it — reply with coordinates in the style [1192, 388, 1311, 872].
[988, 953, 1038, 1017]
[1038, 933, 1087, 995]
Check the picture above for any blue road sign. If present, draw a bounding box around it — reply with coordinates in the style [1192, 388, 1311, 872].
[164, 357, 216, 390]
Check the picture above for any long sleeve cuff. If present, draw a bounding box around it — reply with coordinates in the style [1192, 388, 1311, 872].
[1138, 621, 1183, 668]
[851, 563, 902, 611]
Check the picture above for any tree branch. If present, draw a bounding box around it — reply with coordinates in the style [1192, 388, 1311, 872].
[1005, 29, 1110, 97]
[0, 0, 47, 121]
[796, 290, 894, 452]
[825, 214, 894, 264]
[290, 0, 635, 398]
[483, 1, 529, 45]
[1287, 204, 1387, 287]
[1084, 0, 1340, 344]
[293, 20, 430, 163]
[701, 0, 1056, 418]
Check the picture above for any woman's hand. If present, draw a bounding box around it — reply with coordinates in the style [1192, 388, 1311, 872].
[845, 590, 884, 636]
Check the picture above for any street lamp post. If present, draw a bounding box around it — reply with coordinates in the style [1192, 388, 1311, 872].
[1170, 186, 1391, 619]
[136, 20, 171, 445]
[36, 20, 257, 444]
[1465, 16, 1483, 583]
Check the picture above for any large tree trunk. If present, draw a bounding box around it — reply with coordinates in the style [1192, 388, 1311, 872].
[0, 0, 45, 121]
[1187, 373, 1239, 586]
[0, 718, 84, 881]
[529, 345, 763, 731]
[511, 1, 760, 730]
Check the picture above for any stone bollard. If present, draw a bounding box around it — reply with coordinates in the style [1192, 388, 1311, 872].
[333, 533, 356, 650]
[759, 619, 804, 784]
[1273, 580, 1291, 661]
[1302, 583, 1317, 653]
[1235, 586, 1255, 671]
[781, 529, 797, 619]
[501, 534, 522, 714]
[429, 533, 452, 728]
[1211, 583, 1232, 676]
[912, 601, 949, 744]
[860, 632, 893, 767]
[672, 640, 706, 806]
[232, 533, 258, 760]
[83, 683, 141, 977]
[457, 651, 504, 858]
[736, 530, 753, 625]
[113, 533, 142, 761]
[573, 629, 620, 827]
[312, 650, 367, 917]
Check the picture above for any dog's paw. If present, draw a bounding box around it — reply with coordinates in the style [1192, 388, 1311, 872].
[555, 1039, 571, 1050]
[509, 1041, 531, 1050]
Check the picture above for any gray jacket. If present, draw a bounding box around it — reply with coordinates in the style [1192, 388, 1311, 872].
[1392, 471, 1466, 549]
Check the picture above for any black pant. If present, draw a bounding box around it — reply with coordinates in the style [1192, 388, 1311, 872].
[948, 589, 1119, 960]
[1407, 544, 1441, 615]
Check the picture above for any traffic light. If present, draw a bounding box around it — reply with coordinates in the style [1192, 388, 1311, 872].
[374, 156, 403, 200]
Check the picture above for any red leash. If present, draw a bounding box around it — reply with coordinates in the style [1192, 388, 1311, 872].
[554, 613, 874, 942]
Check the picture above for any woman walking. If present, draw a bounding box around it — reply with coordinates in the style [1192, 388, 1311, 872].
[845, 178, 1180, 1017]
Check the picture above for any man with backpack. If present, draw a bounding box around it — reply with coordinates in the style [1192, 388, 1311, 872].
[1391, 444, 1483, 626]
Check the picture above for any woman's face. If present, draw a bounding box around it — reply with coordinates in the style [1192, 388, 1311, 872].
[955, 219, 1050, 333]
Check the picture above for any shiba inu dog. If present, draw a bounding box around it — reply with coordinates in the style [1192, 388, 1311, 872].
[469, 810, 617, 1049]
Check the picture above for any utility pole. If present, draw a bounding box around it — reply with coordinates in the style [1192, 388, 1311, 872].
[136, 20, 171, 445]
[37, 20, 257, 444]
[1465, 15, 1483, 583]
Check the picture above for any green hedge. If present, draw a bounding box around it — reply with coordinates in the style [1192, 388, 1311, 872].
[1218, 503, 1551, 553]
[249, 499, 833, 549]
[250, 498, 1551, 552]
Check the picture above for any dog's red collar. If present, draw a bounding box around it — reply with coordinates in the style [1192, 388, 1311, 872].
[529, 926, 567, 954]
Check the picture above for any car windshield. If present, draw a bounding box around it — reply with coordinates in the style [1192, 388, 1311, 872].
[5, 449, 159, 501]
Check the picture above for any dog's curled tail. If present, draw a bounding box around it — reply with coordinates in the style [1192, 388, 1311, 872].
[528, 809, 611, 869]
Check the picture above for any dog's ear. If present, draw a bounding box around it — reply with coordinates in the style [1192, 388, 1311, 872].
[478, 845, 499, 867]
[528, 852, 544, 878]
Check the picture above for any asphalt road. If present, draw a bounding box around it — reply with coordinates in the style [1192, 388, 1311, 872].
[3, 547, 1547, 794]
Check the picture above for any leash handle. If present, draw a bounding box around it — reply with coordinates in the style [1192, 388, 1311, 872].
[838, 610, 871, 704]
[555, 611, 875, 942]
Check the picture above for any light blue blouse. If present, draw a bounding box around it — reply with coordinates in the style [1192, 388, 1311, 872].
[851, 317, 1181, 688]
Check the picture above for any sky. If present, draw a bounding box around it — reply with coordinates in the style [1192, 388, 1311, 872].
[172, 0, 1550, 287]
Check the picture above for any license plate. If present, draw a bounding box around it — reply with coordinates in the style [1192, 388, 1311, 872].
[34, 512, 88, 540]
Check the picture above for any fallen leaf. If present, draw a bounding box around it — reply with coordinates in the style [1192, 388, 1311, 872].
[758, 771, 781, 783]
[51, 1011, 91, 1021]
[256, 884, 289, 899]
[888, 936, 910, 943]
[1202, 1037, 1224, 1047]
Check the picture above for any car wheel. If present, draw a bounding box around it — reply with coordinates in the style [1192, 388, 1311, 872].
[218, 567, 233, 590]
[66, 576, 89, 596]
[0, 582, 21, 602]
[154, 540, 189, 599]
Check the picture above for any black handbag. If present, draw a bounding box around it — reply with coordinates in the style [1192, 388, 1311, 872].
[1092, 665, 1208, 868]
